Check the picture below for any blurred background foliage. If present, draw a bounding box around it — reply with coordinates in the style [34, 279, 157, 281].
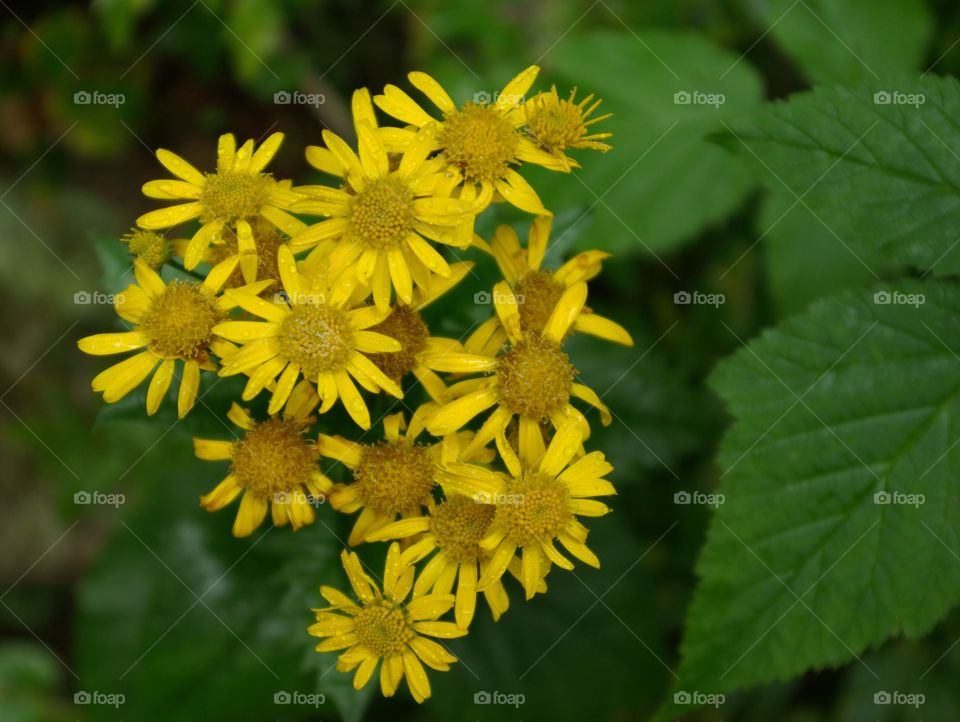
[1, 0, 959, 720]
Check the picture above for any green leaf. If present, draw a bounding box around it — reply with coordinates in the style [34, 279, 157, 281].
[752, 0, 932, 84]
[74, 436, 367, 722]
[721, 75, 960, 276]
[531, 29, 764, 256]
[660, 280, 960, 719]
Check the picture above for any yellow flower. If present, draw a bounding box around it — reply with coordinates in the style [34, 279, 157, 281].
[366, 494, 523, 629]
[213, 246, 402, 429]
[309, 543, 466, 703]
[321, 410, 453, 546]
[523, 86, 612, 169]
[439, 419, 616, 599]
[374, 66, 564, 216]
[77, 257, 252, 418]
[470, 215, 632, 355]
[365, 261, 474, 403]
[120, 227, 169, 269]
[422, 281, 611, 459]
[194, 402, 332, 537]
[291, 89, 478, 311]
[136, 132, 306, 282]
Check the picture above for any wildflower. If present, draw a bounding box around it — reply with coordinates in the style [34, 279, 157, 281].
[120, 227, 169, 269]
[523, 86, 612, 169]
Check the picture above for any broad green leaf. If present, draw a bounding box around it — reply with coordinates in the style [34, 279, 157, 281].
[721, 76, 960, 276]
[529, 29, 763, 256]
[753, 0, 932, 84]
[660, 280, 960, 719]
[74, 435, 366, 722]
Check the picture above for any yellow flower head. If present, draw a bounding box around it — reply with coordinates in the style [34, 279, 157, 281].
[471, 215, 633, 355]
[291, 89, 478, 312]
[374, 66, 565, 216]
[136, 132, 306, 283]
[194, 402, 332, 537]
[309, 544, 466, 703]
[77, 257, 252, 418]
[213, 245, 403, 429]
[422, 281, 611, 459]
[438, 419, 616, 599]
[524, 85, 612, 169]
[121, 227, 169, 269]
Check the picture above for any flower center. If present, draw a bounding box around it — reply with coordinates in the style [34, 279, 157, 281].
[200, 170, 272, 222]
[209, 218, 284, 290]
[514, 270, 566, 335]
[439, 102, 519, 183]
[353, 601, 413, 657]
[495, 471, 571, 547]
[347, 177, 414, 250]
[354, 442, 435, 516]
[230, 418, 318, 500]
[123, 228, 169, 268]
[430, 495, 495, 563]
[277, 302, 355, 379]
[497, 336, 574, 420]
[527, 94, 587, 151]
[368, 305, 429, 381]
[140, 281, 224, 360]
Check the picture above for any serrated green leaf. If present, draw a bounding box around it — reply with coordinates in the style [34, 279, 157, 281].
[722, 75, 960, 276]
[660, 280, 960, 719]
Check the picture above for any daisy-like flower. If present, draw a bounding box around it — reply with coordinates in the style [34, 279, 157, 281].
[120, 227, 170, 269]
[77, 257, 252, 418]
[136, 131, 306, 282]
[214, 246, 402, 429]
[193, 402, 332, 537]
[373, 66, 565, 216]
[439, 419, 616, 599]
[321, 410, 471, 546]
[309, 544, 466, 703]
[422, 281, 611, 459]
[365, 261, 473, 402]
[366, 494, 517, 629]
[469, 215, 632, 356]
[523, 86, 612, 170]
[290, 89, 478, 311]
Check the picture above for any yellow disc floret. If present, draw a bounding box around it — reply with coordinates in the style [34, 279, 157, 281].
[352, 600, 415, 656]
[495, 471, 571, 547]
[122, 228, 169, 269]
[514, 270, 566, 334]
[368, 305, 429, 380]
[277, 303, 355, 378]
[348, 177, 414, 249]
[230, 418, 318, 500]
[209, 219, 284, 290]
[354, 442, 435, 516]
[429, 495, 495, 563]
[497, 335, 574, 420]
[139, 281, 224, 360]
[200, 170, 273, 223]
[438, 102, 519, 183]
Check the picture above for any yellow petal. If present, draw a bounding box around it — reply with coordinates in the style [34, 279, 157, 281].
[146, 359, 175, 415]
[177, 359, 200, 418]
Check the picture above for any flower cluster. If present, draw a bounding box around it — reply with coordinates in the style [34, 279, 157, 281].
[77, 66, 628, 702]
